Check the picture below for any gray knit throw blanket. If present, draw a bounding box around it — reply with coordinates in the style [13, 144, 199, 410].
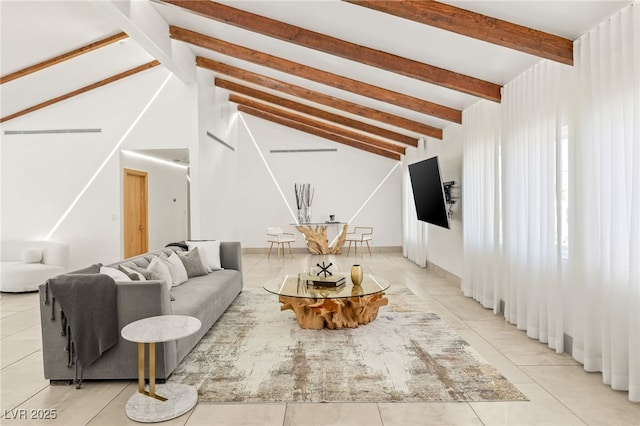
[45, 274, 118, 388]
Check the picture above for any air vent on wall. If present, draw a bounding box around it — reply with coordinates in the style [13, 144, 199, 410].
[270, 148, 338, 154]
[206, 131, 234, 151]
[3, 129, 101, 135]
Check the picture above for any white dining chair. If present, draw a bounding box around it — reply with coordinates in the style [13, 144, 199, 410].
[266, 227, 295, 258]
[345, 226, 373, 257]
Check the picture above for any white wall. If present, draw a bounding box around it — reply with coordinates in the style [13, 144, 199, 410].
[236, 113, 403, 249]
[0, 68, 198, 270]
[191, 70, 240, 241]
[2, 64, 404, 271]
[194, 73, 403, 249]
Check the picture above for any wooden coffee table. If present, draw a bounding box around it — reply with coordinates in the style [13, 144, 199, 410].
[264, 273, 389, 329]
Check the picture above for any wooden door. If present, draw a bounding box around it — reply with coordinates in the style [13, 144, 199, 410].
[123, 168, 148, 258]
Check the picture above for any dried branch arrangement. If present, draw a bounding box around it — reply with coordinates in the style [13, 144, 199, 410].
[294, 183, 314, 209]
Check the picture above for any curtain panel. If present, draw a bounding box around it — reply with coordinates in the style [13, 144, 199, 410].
[402, 152, 428, 267]
[572, 2, 639, 402]
[500, 60, 571, 352]
[462, 100, 501, 311]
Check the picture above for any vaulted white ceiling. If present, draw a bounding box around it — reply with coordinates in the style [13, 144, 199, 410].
[0, 0, 633, 153]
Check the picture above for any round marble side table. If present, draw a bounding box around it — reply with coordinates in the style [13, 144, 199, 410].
[121, 315, 201, 423]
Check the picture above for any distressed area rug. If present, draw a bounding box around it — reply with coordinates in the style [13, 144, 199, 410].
[169, 286, 527, 403]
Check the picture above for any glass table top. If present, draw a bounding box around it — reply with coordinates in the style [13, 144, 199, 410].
[264, 273, 390, 299]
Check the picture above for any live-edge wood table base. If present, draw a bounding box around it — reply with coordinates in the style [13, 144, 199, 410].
[279, 292, 388, 329]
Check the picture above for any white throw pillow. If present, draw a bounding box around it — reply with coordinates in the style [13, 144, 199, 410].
[22, 248, 43, 263]
[100, 266, 131, 281]
[159, 252, 188, 286]
[147, 256, 173, 292]
[186, 240, 222, 271]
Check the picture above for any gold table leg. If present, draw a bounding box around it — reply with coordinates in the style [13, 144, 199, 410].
[137, 343, 145, 393]
[136, 342, 167, 401]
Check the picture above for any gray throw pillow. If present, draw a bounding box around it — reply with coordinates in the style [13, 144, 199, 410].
[117, 265, 141, 281]
[128, 266, 175, 301]
[129, 265, 160, 281]
[177, 247, 209, 278]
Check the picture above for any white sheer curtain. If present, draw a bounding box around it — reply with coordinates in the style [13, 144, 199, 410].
[501, 60, 570, 351]
[462, 100, 501, 311]
[402, 152, 428, 267]
[572, 3, 639, 402]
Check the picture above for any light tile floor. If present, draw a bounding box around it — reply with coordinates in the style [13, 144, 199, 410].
[1, 251, 638, 425]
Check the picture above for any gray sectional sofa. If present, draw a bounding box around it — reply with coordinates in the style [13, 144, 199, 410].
[38, 242, 243, 383]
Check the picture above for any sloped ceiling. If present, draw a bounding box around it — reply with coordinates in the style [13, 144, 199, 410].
[0, 0, 632, 159]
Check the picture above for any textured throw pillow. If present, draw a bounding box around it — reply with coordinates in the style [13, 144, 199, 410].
[159, 252, 188, 287]
[22, 248, 43, 263]
[147, 256, 173, 292]
[100, 266, 131, 281]
[118, 265, 146, 281]
[177, 247, 208, 278]
[129, 265, 160, 281]
[186, 240, 222, 271]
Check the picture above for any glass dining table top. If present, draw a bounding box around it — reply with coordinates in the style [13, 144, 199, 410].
[264, 273, 390, 299]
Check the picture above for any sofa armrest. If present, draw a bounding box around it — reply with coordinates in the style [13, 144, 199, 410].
[39, 279, 174, 380]
[219, 241, 242, 273]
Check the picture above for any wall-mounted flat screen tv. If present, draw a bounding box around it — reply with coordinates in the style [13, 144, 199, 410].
[408, 156, 450, 229]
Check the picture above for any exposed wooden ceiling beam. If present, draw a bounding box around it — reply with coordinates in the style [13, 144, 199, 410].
[162, 0, 501, 101]
[202, 58, 441, 139]
[219, 79, 417, 147]
[238, 105, 401, 161]
[345, 1, 574, 66]
[230, 94, 406, 156]
[172, 27, 461, 123]
[0, 32, 128, 85]
[0, 61, 160, 123]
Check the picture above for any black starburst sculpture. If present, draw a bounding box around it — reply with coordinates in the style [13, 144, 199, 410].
[316, 261, 333, 278]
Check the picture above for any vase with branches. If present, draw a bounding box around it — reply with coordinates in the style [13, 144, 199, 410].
[294, 183, 314, 223]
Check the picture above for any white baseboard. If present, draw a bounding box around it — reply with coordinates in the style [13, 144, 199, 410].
[242, 246, 403, 255]
[426, 261, 462, 286]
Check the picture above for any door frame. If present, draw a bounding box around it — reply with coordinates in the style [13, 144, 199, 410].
[123, 168, 148, 258]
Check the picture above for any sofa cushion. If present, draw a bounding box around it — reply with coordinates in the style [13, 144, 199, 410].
[100, 266, 131, 281]
[186, 240, 221, 271]
[128, 265, 159, 281]
[2, 262, 66, 292]
[178, 248, 208, 278]
[170, 270, 242, 319]
[22, 248, 43, 263]
[118, 265, 145, 281]
[159, 252, 188, 286]
[147, 257, 172, 292]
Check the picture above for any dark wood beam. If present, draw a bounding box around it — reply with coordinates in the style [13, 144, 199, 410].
[346, 1, 573, 65]
[172, 26, 462, 123]
[220, 79, 417, 147]
[230, 94, 406, 155]
[203, 58, 441, 139]
[238, 105, 401, 161]
[162, 0, 501, 101]
[0, 61, 160, 123]
[0, 32, 128, 85]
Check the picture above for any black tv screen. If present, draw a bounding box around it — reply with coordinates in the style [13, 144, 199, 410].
[408, 156, 450, 229]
